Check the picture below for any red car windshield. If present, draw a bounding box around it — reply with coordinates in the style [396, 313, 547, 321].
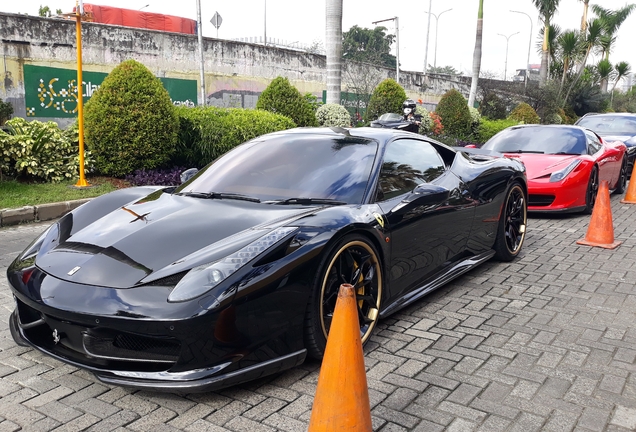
[482, 127, 587, 155]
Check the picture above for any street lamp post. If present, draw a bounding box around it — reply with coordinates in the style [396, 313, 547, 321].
[510, 10, 533, 90]
[424, 8, 452, 71]
[423, 0, 432, 75]
[372, 17, 399, 84]
[498, 32, 519, 81]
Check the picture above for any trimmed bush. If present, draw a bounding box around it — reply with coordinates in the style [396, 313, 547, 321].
[477, 118, 519, 144]
[415, 106, 433, 135]
[544, 113, 563, 124]
[479, 92, 507, 120]
[0, 118, 92, 182]
[174, 106, 296, 166]
[84, 59, 178, 177]
[256, 77, 317, 127]
[468, 106, 481, 134]
[316, 103, 352, 127]
[435, 89, 472, 138]
[366, 79, 407, 121]
[508, 102, 540, 124]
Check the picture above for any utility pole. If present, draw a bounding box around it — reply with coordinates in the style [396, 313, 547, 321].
[196, 0, 205, 106]
[423, 0, 432, 75]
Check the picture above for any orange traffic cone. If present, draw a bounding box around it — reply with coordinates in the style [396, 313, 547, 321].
[308, 284, 372, 432]
[576, 180, 622, 249]
[621, 163, 636, 204]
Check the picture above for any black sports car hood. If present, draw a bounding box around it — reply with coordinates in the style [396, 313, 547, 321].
[35, 191, 318, 289]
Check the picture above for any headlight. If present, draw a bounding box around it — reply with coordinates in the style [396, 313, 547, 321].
[168, 227, 298, 303]
[549, 160, 581, 183]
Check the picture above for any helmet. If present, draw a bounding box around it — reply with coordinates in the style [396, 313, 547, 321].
[402, 99, 416, 115]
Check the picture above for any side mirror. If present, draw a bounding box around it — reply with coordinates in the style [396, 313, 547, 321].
[180, 168, 199, 184]
[464, 144, 477, 149]
[390, 184, 450, 215]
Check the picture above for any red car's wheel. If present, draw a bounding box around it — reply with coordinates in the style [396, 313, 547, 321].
[615, 156, 628, 194]
[584, 166, 599, 214]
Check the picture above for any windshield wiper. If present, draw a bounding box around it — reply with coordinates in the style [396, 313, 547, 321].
[552, 152, 583, 155]
[266, 198, 347, 206]
[504, 150, 545, 154]
[177, 191, 261, 203]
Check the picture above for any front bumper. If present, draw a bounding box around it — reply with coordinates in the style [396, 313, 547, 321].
[527, 170, 589, 213]
[9, 310, 305, 392]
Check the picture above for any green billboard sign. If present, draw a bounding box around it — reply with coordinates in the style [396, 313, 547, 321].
[24, 64, 197, 118]
[321, 90, 370, 120]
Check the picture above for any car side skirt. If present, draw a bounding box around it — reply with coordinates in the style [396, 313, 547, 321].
[380, 250, 496, 318]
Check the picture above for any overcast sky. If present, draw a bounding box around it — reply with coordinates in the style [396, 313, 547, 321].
[3, 0, 635, 81]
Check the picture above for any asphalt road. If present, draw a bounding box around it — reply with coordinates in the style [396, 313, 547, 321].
[1, 195, 636, 431]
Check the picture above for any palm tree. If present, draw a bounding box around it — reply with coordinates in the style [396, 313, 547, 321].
[533, 0, 561, 85]
[557, 30, 579, 93]
[564, 18, 603, 103]
[536, 24, 562, 67]
[612, 61, 632, 93]
[597, 59, 614, 93]
[325, 0, 343, 105]
[592, 4, 636, 60]
[579, 0, 590, 32]
[468, 0, 484, 108]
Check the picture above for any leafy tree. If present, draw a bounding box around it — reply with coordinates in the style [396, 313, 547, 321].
[365, 79, 406, 121]
[597, 59, 614, 93]
[256, 77, 318, 127]
[84, 59, 178, 177]
[342, 25, 396, 69]
[427, 65, 459, 76]
[536, 24, 562, 68]
[0, 98, 13, 125]
[533, 0, 562, 85]
[564, 19, 604, 104]
[435, 89, 472, 138]
[38, 5, 51, 17]
[479, 92, 507, 120]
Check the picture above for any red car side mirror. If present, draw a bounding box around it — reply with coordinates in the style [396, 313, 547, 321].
[464, 144, 477, 149]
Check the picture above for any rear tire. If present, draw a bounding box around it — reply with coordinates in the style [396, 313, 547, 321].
[584, 166, 599, 214]
[304, 234, 383, 359]
[494, 183, 527, 262]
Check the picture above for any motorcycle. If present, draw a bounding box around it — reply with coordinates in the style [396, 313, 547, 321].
[370, 112, 421, 133]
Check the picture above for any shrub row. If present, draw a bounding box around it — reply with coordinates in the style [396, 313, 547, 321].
[0, 118, 91, 182]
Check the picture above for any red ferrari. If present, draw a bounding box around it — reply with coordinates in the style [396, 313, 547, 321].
[481, 125, 628, 213]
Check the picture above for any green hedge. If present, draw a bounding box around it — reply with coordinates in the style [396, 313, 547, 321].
[508, 102, 540, 124]
[366, 79, 407, 121]
[477, 118, 519, 144]
[0, 118, 92, 182]
[174, 106, 296, 166]
[256, 77, 317, 127]
[435, 89, 472, 139]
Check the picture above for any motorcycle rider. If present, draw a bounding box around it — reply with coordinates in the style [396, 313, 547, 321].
[402, 99, 422, 126]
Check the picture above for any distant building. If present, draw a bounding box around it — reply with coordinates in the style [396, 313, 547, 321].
[513, 64, 541, 83]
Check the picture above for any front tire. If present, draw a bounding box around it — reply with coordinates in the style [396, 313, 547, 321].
[584, 166, 599, 214]
[304, 234, 383, 359]
[615, 157, 628, 194]
[494, 183, 527, 262]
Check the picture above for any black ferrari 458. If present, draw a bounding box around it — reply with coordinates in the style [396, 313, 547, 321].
[8, 127, 527, 392]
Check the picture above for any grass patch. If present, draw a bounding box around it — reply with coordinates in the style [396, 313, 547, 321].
[0, 178, 121, 210]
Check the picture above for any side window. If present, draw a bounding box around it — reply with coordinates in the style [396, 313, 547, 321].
[377, 139, 446, 201]
[585, 131, 601, 155]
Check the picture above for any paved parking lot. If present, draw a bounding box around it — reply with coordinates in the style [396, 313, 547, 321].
[1, 194, 636, 432]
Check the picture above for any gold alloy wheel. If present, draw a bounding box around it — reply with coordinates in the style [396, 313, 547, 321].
[319, 240, 382, 343]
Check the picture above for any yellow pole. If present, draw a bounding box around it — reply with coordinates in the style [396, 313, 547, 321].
[74, 0, 89, 187]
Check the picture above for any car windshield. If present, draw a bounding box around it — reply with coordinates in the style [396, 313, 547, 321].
[378, 113, 402, 121]
[482, 127, 586, 155]
[577, 115, 636, 136]
[175, 133, 378, 204]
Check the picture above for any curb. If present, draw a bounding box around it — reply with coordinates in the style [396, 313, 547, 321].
[0, 198, 93, 228]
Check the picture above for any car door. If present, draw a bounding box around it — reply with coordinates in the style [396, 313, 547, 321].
[586, 130, 620, 185]
[375, 138, 475, 299]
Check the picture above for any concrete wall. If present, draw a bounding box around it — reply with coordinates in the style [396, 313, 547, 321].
[1, 12, 474, 125]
